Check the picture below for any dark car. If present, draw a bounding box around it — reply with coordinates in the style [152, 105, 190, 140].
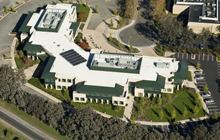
[199, 44, 204, 49]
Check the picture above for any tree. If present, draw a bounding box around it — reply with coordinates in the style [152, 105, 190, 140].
[211, 111, 218, 120]
[216, 25, 220, 33]
[56, 0, 59, 3]
[124, 0, 138, 19]
[11, 7, 15, 12]
[113, 7, 118, 15]
[117, 40, 121, 47]
[179, 27, 195, 47]
[17, 1, 20, 5]
[196, 61, 201, 69]
[95, 5, 99, 13]
[165, 94, 171, 102]
[4, 6, 8, 13]
[109, 33, 112, 42]
[19, 50, 24, 58]
[110, 19, 114, 27]
[129, 45, 133, 52]
[150, 0, 166, 23]
[139, 97, 146, 105]
[203, 83, 208, 92]
[138, 106, 143, 114]
[171, 109, 176, 119]
[159, 110, 164, 120]
[78, 11, 86, 21]
[199, 27, 211, 45]
[194, 106, 199, 116]
[86, 0, 88, 7]
[23, 57, 30, 66]
[183, 107, 188, 117]
[119, 17, 124, 24]
[77, 42, 91, 50]
[157, 98, 162, 105]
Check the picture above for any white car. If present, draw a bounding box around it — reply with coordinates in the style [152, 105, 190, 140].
[194, 71, 203, 74]
[194, 75, 204, 79]
[204, 99, 214, 103]
[201, 93, 211, 97]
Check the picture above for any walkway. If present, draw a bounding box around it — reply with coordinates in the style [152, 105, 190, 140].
[122, 94, 134, 122]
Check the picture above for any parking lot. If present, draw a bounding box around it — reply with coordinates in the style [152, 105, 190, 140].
[170, 53, 216, 62]
[141, 119, 210, 134]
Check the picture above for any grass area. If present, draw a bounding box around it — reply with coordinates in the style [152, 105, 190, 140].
[186, 71, 192, 81]
[77, 4, 90, 22]
[145, 91, 205, 122]
[0, 121, 25, 140]
[28, 78, 70, 102]
[218, 56, 220, 61]
[15, 57, 26, 69]
[0, 99, 71, 140]
[79, 23, 85, 30]
[72, 102, 124, 118]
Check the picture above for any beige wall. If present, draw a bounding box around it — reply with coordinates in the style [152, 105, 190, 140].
[134, 87, 144, 97]
[173, 5, 189, 15]
[112, 96, 127, 106]
[188, 22, 219, 34]
[72, 92, 87, 103]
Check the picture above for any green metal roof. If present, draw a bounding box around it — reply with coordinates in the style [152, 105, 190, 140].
[23, 42, 45, 52]
[75, 82, 124, 100]
[136, 75, 166, 89]
[173, 60, 188, 79]
[69, 22, 80, 36]
[18, 12, 33, 33]
[38, 54, 48, 61]
[41, 56, 56, 80]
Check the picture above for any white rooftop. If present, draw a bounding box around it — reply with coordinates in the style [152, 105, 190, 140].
[28, 3, 180, 87]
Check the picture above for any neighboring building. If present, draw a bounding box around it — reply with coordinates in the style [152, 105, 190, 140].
[173, 0, 220, 33]
[19, 3, 188, 106]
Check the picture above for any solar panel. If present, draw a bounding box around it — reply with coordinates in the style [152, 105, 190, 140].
[60, 49, 86, 66]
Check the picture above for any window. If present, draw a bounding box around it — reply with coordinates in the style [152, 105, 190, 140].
[114, 101, 118, 105]
[62, 79, 66, 82]
[119, 101, 124, 105]
[138, 93, 143, 97]
[80, 98, 85, 101]
[67, 79, 71, 83]
[163, 88, 166, 92]
[62, 86, 66, 90]
[58, 79, 61, 82]
[57, 86, 61, 89]
[75, 97, 79, 101]
[168, 78, 172, 82]
[167, 88, 172, 92]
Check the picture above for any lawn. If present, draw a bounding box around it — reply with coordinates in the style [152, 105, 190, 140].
[0, 121, 25, 140]
[79, 23, 85, 30]
[76, 4, 90, 22]
[0, 99, 71, 140]
[145, 91, 205, 122]
[72, 102, 124, 118]
[15, 57, 26, 69]
[28, 78, 70, 102]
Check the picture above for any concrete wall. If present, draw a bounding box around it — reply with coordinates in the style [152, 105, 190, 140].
[134, 87, 144, 97]
[72, 92, 87, 103]
[173, 5, 189, 15]
[188, 22, 219, 34]
[55, 75, 75, 90]
[162, 84, 174, 93]
[112, 96, 127, 106]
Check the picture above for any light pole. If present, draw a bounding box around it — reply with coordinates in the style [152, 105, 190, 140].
[128, 36, 132, 45]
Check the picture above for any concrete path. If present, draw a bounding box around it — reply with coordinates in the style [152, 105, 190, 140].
[122, 94, 134, 122]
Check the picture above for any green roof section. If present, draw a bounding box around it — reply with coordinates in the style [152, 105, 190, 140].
[136, 75, 166, 89]
[172, 60, 188, 85]
[69, 22, 80, 36]
[38, 54, 48, 61]
[18, 12, 33, 33]
[75, 82, 124, 100]
[41, 56, 56, 83]
[23, 42, 45, 52]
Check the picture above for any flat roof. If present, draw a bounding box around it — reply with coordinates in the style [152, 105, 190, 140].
[27, 3, 180, 88]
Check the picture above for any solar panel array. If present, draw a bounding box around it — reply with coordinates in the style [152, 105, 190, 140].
[60, 49, 86, 66]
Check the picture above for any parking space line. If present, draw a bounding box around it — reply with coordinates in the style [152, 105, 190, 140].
[203, 55, 204, 61]
[182, 53, 184, 59]
[198, 55, 200, 60]
[173, 54, 175, 58]
[177, 53, 179, 58]
[212, 56, 214, 61]
[186, 54, 188, 59]
[207, 56, 209, 61]
[209, 108, 219, 111]
[217, 63, 220, 65]
[161, 125, 164, 132]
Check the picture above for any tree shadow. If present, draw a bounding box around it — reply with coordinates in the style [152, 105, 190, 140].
[187, 92, 195, 100]
[103, 20, 110, 26]
[151, 109, 159, 117]
[162, 107, 171, 117]
[173, 105, 182, 115]
[182, 102, 193, 113]
[108, 8, 113, 14]
[188, 97, 196, 106]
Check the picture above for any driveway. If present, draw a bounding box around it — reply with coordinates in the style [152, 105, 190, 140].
[86, 0, 117, 30]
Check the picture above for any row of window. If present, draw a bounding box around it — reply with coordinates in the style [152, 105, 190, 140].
[75, 97, 85, 101]
[58, 78, 72, 83]
[57, 86, 67, 90]
[113, 101, 124, 105]
[163, 88, 172, 92]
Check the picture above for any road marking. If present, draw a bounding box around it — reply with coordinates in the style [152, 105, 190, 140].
[203, 55, 204, 60]
[186, 54, 188, 59]
[198, 55, 200, 60]
[207, 105, 218, 108]
[182, 53, 184, 59]
[177, 53, 179, 58]
[212, 56, 214, 61]
[217, 63, 220, 65]
[209, 108, 219, 111]
[207, 56, 209, 61]
[167, 125, 169, 132]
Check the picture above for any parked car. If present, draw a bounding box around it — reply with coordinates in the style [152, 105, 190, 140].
[194, 71, 203, 74]
[194, 75, 204, 79]
[204, 98, 214, 103]
[198, 86, 203, 91]
[201, 93, 211, 97]
[199, 44, 204, 49]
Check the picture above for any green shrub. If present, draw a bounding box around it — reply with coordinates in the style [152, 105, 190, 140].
[4, 54, 7, 58]
[79, 23, 85, 30]
[36, 59, 41, 63]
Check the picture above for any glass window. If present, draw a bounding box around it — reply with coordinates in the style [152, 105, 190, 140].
[80, 98, 85, 101]
[57, 86, 61, 89]
[67, 79, 71, 83]
[163, 88, 166, 92]
[119, 101, 124, 105]
[58, 79, 61, 82]
[62, 79, 66, 82]
[168, 78, 172, 82]
[114, 101, 118, 105]
[167, 88, 172, 92]
[138, 93, 143, 97]
[62, 86, 66, 90]
[75, 97, 79, 101]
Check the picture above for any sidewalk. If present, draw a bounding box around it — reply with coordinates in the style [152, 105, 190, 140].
[122, 94, 134, 122]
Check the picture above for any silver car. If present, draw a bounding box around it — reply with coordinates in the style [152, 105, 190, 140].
[204, 99, 214, 103]
[194, 75, 204, 79]
[194, 71, 203, 74]
[201, 93, 211, 97]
